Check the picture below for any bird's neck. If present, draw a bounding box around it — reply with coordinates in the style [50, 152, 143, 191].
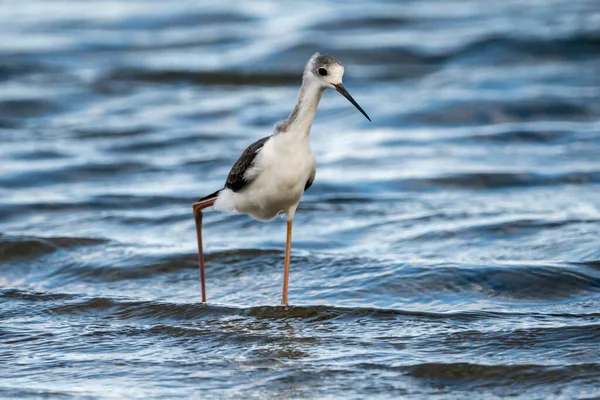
[276, 78, 324, 138]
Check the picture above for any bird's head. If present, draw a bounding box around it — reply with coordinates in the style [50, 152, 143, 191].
[305, 52, 371, 121]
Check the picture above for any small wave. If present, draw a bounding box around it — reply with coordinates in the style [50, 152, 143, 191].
[48, 296, 593, 323]
[453, 34, 600, 64]
[406, 362, 600, 385]
[59, 249, 282, 283]
[0, 195, 190, 221]
[0, 288, 76, 302]
[412, 217, 600, 239]
[576, 260, 600, 271]
[310, 15, 413, 32]
[73, 126, 153, 139]
[0, 59, 54, 81]
[0, 118, 20, 129]
[406, 170, 600, 190]
[106, 133, 230, 153]
[56, 10, 256, 32]
[89, 194, 188, 209]
[0, 161, 158, 189]
[0, 99, 59, 119]
[376, 263, 600, 301]
[0, 388, 75, 399]
[69, 254, 197, 283]
[0, 234, 108, 262]
[406, 99, 594, 126]
[99, 69, 301, 87]
[207, 248, 282, 261]
[9, 149, 69, 161]
[469, 129, 569, 144]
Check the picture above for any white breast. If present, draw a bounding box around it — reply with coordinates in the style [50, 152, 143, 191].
[232, 133, 315, 221]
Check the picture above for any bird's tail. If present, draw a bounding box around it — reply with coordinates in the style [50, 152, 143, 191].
[197, 189, 221, 204]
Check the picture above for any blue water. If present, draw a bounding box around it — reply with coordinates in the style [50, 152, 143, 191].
[1, 0, 600, 398]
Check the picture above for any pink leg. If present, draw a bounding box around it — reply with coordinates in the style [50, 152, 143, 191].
[193, 198, 216, 303]
[281, 219, 293, 306]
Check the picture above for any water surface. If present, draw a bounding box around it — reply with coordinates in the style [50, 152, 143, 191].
[1, 0, 600, 398]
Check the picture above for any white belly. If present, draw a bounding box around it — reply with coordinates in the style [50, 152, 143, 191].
[215, 134, 315, 221]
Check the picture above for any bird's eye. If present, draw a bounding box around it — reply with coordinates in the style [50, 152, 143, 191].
[318, 68, 328, 76]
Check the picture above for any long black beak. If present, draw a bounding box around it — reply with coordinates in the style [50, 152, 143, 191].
[333, 83, 371, 121]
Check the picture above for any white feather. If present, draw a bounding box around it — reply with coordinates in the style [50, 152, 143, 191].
[219, 133, 314, 221]
[213, 187, 236, 213]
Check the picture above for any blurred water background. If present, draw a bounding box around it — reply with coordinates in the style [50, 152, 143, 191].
[1, 0, 600, 398]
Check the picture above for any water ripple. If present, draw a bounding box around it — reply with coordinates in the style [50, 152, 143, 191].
[2, 0, 600, 398]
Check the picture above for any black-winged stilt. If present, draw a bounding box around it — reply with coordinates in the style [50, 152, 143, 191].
[192, 53, 370, 306]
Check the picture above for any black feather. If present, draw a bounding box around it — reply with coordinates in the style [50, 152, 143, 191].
[304, 168, 316, 192]
[225, 136, 270, 192]
[197, 189, 221, 202]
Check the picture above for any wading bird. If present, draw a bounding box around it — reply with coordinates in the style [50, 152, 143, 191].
[192, 53, 370, 306]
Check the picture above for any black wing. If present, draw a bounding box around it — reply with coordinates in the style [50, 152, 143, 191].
[225, 136, 270, 192]
[304, 167, 316, 192]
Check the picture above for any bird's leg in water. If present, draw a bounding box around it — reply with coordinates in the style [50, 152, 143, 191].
[193, 198, 216, 303]
[281, 219, 293, 306]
